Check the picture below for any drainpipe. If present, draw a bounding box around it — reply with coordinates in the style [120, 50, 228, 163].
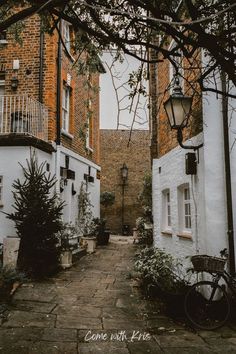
[221, 71, 235, 275]
[55, 22, 62, 194]
[56, 21, 62, 146]
[39, 21, 44, 103]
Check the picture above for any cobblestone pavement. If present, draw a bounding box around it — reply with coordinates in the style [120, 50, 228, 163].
[1, 236, 236, 353]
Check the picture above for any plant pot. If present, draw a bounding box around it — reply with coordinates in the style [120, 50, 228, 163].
[81, 236, 96, 253]
[60, 250, 73, 269]
[97, 231, 110, 246]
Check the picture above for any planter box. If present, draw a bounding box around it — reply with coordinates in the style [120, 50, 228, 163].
[60, 250, 72, 269]
[3, 237, 20, 269]
[81, 236, 96, 253]
[97, 231, 110, 246]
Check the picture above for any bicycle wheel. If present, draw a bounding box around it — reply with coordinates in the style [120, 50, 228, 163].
[184, 281, 230, 330]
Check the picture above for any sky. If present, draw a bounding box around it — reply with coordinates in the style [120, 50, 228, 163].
[100, 52, 149, 130]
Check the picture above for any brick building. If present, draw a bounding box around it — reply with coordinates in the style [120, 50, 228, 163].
[150, 41, 236, 268]
[0, 13, 105, 242]
[100, 129, 151, 234]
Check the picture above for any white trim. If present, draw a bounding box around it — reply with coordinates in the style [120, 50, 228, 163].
[61, 129, 74, 139]
[0, 175, 3, 206]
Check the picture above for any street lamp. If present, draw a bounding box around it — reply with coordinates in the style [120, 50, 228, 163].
[164, 77, 203, 150]
[120, 163, 128, 182]
[120, 163, 128, 235]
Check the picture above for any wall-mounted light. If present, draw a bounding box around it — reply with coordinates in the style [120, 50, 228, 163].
[164, 77, 203, 151]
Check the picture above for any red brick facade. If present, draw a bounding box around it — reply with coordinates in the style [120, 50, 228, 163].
[100, 130, 151, 234]
[150, 49, 203, 159]
[0, 14, 101, 164]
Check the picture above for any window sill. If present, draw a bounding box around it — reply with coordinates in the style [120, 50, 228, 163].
[161, 230, 173, 236]
[86, 145, 94, 153]
[61, 129, 74, 140]
[0, 40, 7, 45]
[177, 232, 192, 240]
[64, 49, 75, 63]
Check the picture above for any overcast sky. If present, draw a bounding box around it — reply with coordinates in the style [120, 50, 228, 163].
[100, 52, 149, 130]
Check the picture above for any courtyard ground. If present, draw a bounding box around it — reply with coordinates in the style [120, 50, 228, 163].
[1, 236, 236, 353]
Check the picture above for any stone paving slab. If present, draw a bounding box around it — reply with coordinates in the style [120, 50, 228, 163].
[2, 236, 236, 353]
[2, 310, 56, 328]
[56, 315, 102, 330]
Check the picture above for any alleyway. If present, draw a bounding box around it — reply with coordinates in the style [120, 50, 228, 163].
[1, 236, 236, 353]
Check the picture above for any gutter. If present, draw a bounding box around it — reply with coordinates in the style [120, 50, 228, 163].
[56, 21, 62, 145]
[221, 71, 235, 275]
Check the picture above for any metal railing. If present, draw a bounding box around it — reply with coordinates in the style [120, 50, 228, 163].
[0, 95, 49, 141]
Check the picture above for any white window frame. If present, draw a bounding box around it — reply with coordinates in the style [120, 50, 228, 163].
[0, 78, 5, 132]
[0, 176, 3, 206]
[178, 183, 192, 235]
[162, 189, 172, 232]
[86, 98, 93, 152]
[169, 39, 184, 92]
[183, 186, 191, 231]
[62, 85, 70, 132]
[63, 22, 71, 53]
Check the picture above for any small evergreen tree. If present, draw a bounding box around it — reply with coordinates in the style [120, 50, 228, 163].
[7, 155, 64, 278]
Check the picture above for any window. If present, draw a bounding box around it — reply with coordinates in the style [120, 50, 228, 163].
[86, 99, 93, 151]
[0, 31, 7, 44]
[178, 184, 192, 234]
[0, 73, 5, 131]
[63, 22, 71, 52]
[162, 189, 172, 232]
[169, 40, 183, 92]
[0, 176, 3, 205]
[62, 86, 70, 132]
[183, 187, 191, 230]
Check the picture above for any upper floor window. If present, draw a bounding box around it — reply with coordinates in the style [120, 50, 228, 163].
[0, 31, 7, 44]
[62, 85, 70, 132]
[162, 189, 171, 232]
[63, 22, 71, 53]
[86, 98, 93, 151]
[178, 184, 192, 233]
[169, 40, 183, 91]
[0, 176, 3, 205]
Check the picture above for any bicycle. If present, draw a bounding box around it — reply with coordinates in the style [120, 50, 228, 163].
[184, 250, 236, 330]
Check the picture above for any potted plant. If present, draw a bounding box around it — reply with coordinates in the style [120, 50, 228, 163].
[57, 223, 78, 269]
[77, 182, 97, 253]
[93, 218, 110, 246]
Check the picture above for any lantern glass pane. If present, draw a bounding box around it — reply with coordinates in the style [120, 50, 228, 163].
[164, 99, 175, 127]
[172, 97, 192, 127]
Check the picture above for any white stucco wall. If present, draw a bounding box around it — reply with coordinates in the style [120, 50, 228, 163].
[153, 89, 236, 263]
[152, 134, 204, 260]
[0, 146, 55, 241]
[0, 145, 101, 243]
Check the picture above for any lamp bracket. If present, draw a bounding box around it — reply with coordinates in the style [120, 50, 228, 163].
[177, 128, 203, 151]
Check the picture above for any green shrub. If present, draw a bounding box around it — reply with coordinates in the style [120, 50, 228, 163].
[136, 217, 153, 245]
[135, 247, 188, 294]
[100, 191, 115, 207]
[6, 155, 64, 278]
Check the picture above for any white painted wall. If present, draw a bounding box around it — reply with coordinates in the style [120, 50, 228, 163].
[0, 146, 55, 241]
[152, 134, 204, 260]
[153, 87, 236, 264]
[0, 145, 101, 243]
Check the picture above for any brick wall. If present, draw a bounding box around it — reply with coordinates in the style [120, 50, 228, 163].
[0, 14, 101, 165]
[100, 130, 151, 234]
[149, 48, 203, 159]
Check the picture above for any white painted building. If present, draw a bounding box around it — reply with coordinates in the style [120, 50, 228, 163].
[0, 144, 101, 242]
[152, 73, 236, 268]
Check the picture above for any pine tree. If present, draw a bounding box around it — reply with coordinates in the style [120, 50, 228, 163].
[7, 155, 64, 278]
